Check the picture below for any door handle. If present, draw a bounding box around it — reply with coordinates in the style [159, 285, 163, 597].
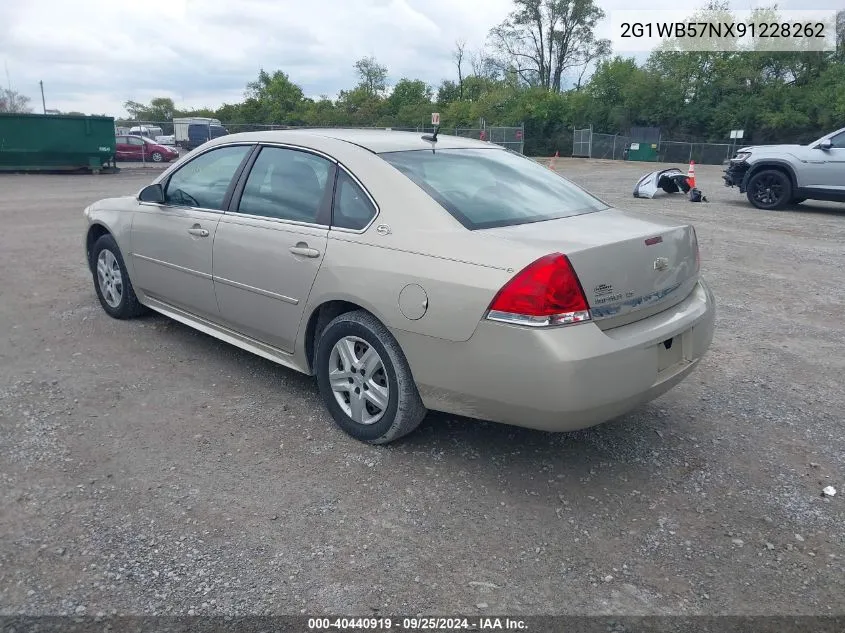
[289, 244, 320, 258]
[187, 227, 209, 237]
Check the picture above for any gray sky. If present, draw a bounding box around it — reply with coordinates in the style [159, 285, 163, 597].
[0, 0, 837, 116]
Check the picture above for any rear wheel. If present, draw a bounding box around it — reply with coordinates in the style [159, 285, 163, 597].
[315, 310, 426, 444]
[746, 169, 792, 210]
[91, 234, 147, 319]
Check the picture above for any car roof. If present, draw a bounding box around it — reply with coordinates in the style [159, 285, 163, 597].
[218, 128, 500, 154]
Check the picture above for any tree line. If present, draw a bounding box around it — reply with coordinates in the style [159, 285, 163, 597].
[8, 0, 845, 155]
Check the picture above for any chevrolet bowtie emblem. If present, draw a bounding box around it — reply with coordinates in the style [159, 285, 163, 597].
[653, 257, 669, 271]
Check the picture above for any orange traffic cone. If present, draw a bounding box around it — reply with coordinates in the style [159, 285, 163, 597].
[687, 160, 696, 188]
[549, 150, 559, 171]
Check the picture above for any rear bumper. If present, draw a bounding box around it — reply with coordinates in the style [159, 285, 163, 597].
[395, 279, 716, 432]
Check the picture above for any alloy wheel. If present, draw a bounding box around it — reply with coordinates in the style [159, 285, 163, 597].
[752, 174, 784, 206]
[96, 249, 123, 308]
[328, 336, 389, 425]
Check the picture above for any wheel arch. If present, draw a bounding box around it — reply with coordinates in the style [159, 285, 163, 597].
[86, 223, 112, 271]
[301, 298, 390, 374]
[744, 161, 798, 189]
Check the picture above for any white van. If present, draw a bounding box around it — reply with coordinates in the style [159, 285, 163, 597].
[129, 125, 163, 139]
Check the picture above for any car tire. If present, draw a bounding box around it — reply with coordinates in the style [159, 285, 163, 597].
[91, 234, 147, 319]
[151, 152, 163, 163]
[315, 310, 427, 444]
[746, 169, 792, 210]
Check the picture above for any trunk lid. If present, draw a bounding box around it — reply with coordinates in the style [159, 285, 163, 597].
[482, 209, 700, 329]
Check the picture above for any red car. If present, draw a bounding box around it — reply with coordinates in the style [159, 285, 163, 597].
[115, 135, 179, 163]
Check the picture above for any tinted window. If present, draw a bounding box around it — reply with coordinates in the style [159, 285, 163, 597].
[237, 147, 331, 223]
[380, 148, 608, 230]
[164, 145, 251, 210]
[333, 170, 376, 230]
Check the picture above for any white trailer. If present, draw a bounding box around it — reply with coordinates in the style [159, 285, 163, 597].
[173, 117, 222, 148]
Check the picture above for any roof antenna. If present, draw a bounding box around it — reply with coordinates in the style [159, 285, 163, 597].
[421, 126, 439, 153]
[422, 113, 440, 153]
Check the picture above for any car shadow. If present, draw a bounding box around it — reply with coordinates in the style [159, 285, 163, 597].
[407, 406, 682, 464]
[135, 309, 704, 492]
[386, 406, 710, 510]
[718, 198, 845, 215]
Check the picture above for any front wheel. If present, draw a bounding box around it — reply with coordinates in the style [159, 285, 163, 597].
[315, 310, 426, 444]
[91, 234, 148, 319]
[746, 169, 792, 210]
[150, 151, 163, 163]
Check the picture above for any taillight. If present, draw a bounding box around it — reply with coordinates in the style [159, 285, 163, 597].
[486, 253, 591, 327]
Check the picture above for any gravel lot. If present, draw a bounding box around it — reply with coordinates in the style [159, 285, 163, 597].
[1, 159, 843, 617]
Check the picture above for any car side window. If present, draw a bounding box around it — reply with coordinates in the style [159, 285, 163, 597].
[128, 137, 144, 146]
[333, 170, 377, 230]
[829, 131, 845, 148]
[164, 145, 251, 210]
[236, 146, 331, 224]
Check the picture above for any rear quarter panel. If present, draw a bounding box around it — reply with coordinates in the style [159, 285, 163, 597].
[307, 234, 514, 342]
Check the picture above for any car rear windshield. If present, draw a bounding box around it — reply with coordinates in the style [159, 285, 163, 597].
[380, 148, 608, 229]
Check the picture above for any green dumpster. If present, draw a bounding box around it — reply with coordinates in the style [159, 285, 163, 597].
[0, 113, 117, 173]
[626, 141, 658, 162]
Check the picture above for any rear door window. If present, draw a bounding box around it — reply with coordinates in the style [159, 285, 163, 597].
[235, 146, 332, 224]
[380, 148, 608, 230]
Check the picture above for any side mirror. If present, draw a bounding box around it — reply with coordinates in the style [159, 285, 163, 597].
[139, 183, 165, 204]
[818, 139, 833, 150]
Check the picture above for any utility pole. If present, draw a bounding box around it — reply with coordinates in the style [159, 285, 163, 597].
[40, 80, 46, 114]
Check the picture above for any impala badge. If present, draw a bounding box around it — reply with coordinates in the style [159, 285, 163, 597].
[594, 283, 613, 297]
[653, 257, 669, 271]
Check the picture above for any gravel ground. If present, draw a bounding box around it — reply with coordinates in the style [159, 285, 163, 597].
[0, 159, 843, 617]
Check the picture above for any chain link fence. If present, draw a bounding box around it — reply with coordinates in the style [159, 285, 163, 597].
[590, 133, 632, 160]
[368, 125, 525, 154]
[657, 140, 734, 165]
[571, 126, 735, 165]
[572, 127, 592, 157]
[115, 121, 525, 154]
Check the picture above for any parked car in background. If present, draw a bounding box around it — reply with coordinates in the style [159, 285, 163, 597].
[723, 127, 845, 209]
[185, 122, 229, 150]
[115, 135, 179, 163]
[83, 129, 715, 445]
[155, 134, 176, 146]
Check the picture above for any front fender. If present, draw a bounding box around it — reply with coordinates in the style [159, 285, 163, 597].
[85, 202, 137, 278]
